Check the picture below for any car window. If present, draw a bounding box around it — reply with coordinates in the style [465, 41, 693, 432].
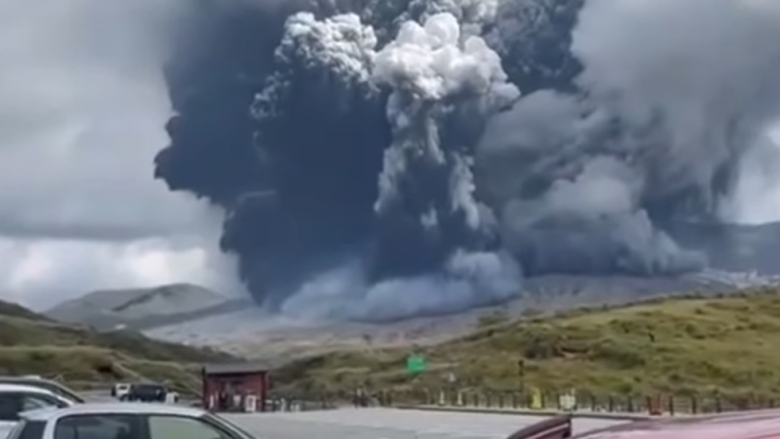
[0, 394, 20, 421]
[20, 393, 66, 411]
[6, 421, 46, 439]
[54, 414, 139, 439]
[147, 415, 233, 439]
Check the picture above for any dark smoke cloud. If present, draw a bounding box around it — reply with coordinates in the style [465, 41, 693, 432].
[155, 0, 780, 321]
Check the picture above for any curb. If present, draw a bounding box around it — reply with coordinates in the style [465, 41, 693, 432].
[392, 404, 653, 421]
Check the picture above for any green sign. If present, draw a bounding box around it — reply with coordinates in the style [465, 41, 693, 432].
[406, 354, 427, 374]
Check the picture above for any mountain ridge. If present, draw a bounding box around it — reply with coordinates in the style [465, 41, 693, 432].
[46, 283, 233, 332]
[0, 297, 234, 394]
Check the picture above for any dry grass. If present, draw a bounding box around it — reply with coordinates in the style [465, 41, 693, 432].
[0, 301, 232, 395]
[273, 289, 780, 400]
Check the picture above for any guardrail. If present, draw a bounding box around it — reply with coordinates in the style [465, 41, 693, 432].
[380, 389, 780, 416]
[272, 389, 780, 416]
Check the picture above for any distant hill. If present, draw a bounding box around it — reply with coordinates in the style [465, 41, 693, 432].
[46, 283, 239, 331]
[0, 298, 234, 394]
[142, 270, 780, 360]
[0, 300, 54, 323]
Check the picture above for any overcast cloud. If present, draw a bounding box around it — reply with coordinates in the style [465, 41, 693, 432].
[0, 0, 244, 310]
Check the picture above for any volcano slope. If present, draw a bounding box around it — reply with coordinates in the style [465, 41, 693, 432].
[0, 299, 232, 395]
[271, 288, 780, 401]
[143, 266, 778, 361]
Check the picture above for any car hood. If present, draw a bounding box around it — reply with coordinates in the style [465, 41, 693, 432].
[577, 410, 780, 439]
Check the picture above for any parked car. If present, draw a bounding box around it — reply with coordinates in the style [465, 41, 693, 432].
[0, 384, 74, 439]
[0, 378, 84, 405]
[507, 410, 780, 439]
[119, 384, 168, 403]
[7, 403, 258, 439]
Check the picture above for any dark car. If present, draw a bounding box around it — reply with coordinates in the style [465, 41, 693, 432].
[120, 383, 167, 403]
[507, 410, 780, 439]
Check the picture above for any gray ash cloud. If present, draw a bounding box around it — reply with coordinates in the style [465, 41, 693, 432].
[154, 0, 780, 321]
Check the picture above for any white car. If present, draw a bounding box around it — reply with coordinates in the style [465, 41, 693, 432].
[0, 384, 74, 438]
[7, 403, 258, 439]
[0, 378, 84, 404]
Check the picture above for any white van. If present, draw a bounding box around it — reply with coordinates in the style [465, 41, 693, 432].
[110, 383, 131, 400]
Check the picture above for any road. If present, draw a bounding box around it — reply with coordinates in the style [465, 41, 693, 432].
[224, 408, 629, 439]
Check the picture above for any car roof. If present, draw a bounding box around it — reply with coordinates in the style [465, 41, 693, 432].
[0, 377, 54, 382]
[21, 403, 206, 422]
[0, 378, 70, 390]
[0, 384, 58, 395]
[577, 409, 780, 439]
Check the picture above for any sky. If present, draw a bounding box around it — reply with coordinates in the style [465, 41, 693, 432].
[0, 0, 244, 310]
[3, 0, 780, 311]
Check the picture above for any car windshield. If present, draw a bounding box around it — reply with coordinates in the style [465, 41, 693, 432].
[38, 385, 82, 404]
[202, 414, 255, 439]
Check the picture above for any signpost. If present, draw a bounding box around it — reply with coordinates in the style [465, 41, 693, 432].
[406, 354, 427, 374]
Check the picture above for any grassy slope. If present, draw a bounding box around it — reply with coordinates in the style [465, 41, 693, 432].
[274, 289, 780, 400]
[0, 300, 233, 395]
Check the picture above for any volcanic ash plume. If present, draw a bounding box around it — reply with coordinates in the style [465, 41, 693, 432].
[155, 0, 780, 322]
[371, 12, 520, 279]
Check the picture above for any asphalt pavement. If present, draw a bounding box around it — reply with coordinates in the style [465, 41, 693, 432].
[224, 407, 629, 439]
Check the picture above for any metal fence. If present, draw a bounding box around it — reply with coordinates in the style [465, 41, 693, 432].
[272, 388, 780, 416]
[380, 389, 780, 415]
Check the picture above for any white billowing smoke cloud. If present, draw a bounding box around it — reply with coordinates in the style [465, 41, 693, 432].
[373, 12, 519, 227]
[283, 12, 378, 85]
[373, 12, 510, 101]
[571, 0, 780, 221]
[0, 0, 242, 309]
[253, 10, 380, 121]
[271, 11, 524, 320]
[720, 131, 780, 224]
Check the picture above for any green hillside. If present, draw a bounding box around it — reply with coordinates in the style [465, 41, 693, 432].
[274, 289, 780, 401]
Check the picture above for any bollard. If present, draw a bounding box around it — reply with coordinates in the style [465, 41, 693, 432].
[691, 396, 697, 414]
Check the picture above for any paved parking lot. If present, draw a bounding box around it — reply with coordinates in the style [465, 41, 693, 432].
[225, 408, 628, 439]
